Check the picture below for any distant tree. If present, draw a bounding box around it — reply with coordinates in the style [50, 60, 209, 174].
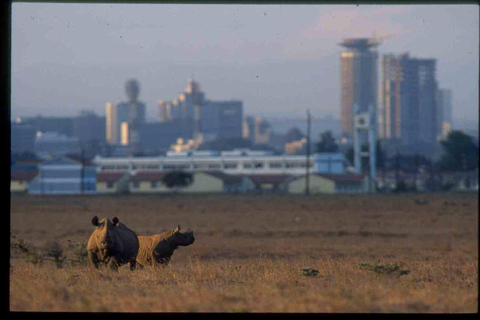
[436, 131, 479, 172]
[395, 154, 431, 172]
[393, 180, 408, 193]
[162, 171, 194, 191]
[316, 131, 338, 153]
[284, 127, 305, 143]
[375, 141, 386, 169]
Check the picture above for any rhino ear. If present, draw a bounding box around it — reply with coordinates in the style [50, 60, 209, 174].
[91, 216, 99, 226]
[174, 225, 181, 233]
[112, 217, 119, 226]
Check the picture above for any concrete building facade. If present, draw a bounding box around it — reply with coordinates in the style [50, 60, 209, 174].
[106, 101, 146, 145]
[436, 88, 453, 140]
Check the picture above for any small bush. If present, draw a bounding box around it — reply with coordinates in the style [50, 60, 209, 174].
[301, 268, 319, 277]
[359, 262, 410, 276]
[67, 239, 89, 266]
[42, 242, 67, 268]
[11, 235, 88, 268]
[11, 235, 43, 265]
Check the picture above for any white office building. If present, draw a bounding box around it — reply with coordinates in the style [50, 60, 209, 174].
[93, 150, 349, 176]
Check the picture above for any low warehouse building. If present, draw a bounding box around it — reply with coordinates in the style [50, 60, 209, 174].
[287, 173, 368, 194]
[126, 171, 255, 194]
[129, 171, 168, 193]
[176, 171, 224, 193]
[97, 172, 129, 194]
[11, 170, 38, 193]
[28, 156, 96, 194]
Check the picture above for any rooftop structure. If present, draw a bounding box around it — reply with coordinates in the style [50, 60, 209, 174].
[339, 38, 381, 51]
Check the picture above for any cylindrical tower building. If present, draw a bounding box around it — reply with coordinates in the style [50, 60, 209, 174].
[339, 38, 381, 138]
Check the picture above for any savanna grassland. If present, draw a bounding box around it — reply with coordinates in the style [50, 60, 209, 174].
[10, 193, 478, 312]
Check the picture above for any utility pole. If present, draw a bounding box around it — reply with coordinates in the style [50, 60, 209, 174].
[395, 152, 400, 190]
[305, 109, 311, 196]
[413, 153, 419, 191]
[462, 153, 468, 189]
[80, 146, 85, 194]
[40, 162, 44, 195]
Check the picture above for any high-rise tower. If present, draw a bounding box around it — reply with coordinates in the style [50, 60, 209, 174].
[339, 38, 381, 138]
[105, 79, 146, 149]
[379, 53, 439, 156]
[158, 79, 243, 142]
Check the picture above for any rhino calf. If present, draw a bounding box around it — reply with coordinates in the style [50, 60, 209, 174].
[87, 216, 139, 271]
[136, 225, 195, 267]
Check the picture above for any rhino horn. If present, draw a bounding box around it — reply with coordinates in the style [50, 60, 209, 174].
[174, 225, 181, 233]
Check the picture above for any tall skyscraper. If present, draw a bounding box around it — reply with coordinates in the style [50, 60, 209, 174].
[158, 79, 204, 140]
[105, 79, 146, 148]
[339, 38, 381, 138]
[158, 79, 204, 123]
[158, 79, 243, 142]
[379, 53, 439, 155]
[198, 100, 243, 140]
[437, 88, 453, 140]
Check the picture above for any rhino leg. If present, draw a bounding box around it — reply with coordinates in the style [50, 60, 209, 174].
[155, 256, 170, 266]
[88, 251, 99, 269]
[129, 260, 137, 271]
[107, 257, 119, 271]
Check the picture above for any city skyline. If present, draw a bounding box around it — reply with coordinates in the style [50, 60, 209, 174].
[11, 3, 479, 127]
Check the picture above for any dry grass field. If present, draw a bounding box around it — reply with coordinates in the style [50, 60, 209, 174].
[10, 193, 478, 313]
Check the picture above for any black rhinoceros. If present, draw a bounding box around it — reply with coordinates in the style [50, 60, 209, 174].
[87, 216, 139, 271]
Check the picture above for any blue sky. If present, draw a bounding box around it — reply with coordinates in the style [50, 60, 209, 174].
[11, 3, 479, 127]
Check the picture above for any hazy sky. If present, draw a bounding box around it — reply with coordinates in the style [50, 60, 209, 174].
[11, 3, 479, 126]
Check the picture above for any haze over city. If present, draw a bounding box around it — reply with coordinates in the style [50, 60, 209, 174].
[11, 3, 479, 129]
